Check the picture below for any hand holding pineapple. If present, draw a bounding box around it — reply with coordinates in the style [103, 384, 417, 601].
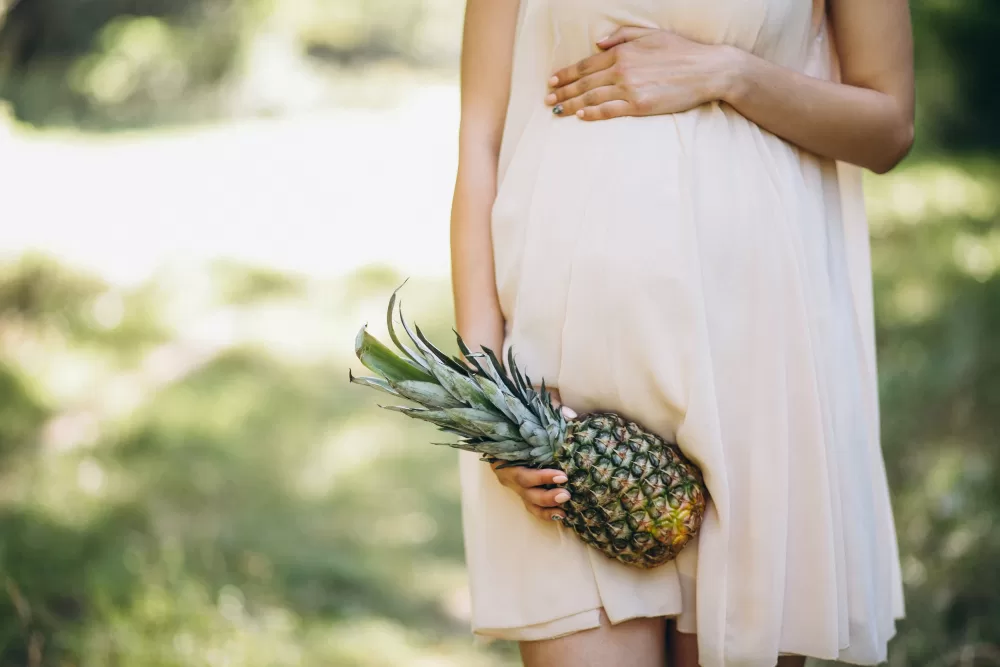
[351, 287, 707, 568]
[491, 390, 578, 522]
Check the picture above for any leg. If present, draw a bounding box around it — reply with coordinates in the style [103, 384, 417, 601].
[669, 622, 699, 667]
[668, 621, 808, 667]
[777, 657, 807, 667]
[519, 609, 666, 667]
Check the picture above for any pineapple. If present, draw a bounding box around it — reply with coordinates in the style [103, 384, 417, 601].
[350, 288, 707, 568]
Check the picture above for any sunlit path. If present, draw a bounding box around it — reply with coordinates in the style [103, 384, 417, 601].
[0, 84, 459, 286]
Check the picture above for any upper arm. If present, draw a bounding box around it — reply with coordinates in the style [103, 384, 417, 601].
[828, 0, 915, 124]
[459, 0, 522, 156]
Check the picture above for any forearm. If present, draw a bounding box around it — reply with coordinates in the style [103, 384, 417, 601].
[450, 0, 519, 355]
[718, 48, 913, 174]
[450, 145, 505, 354]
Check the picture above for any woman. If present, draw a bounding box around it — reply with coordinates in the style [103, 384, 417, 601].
[449, 0, 913, 665]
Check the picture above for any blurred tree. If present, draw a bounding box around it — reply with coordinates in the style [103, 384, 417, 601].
[0, 363, 48, 468]
[1, 0, 998, 141]
[910, 0, 1000, 153]
[0, 0, 268, 127]
[0, 0, 464, 128]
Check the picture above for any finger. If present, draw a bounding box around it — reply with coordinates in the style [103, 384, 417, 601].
[491, 461, 523, 487]
[577, 99, 633, 121]
[596, 26, 656, 50]
[523, 486, 572, 508]
[491, 463, 526, 487]
[513, 467, 568, 489]
[525, 501, 567, 522]
[547, 507, 568, 521]
[549, 49, 615, 88]
[523, 497, 569, 521]
[557, 85, 625, 117]
[546, 69, 617, 107]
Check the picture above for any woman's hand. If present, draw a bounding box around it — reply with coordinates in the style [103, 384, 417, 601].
[491, 388, 578, 522]
[547, 0, 916, 173]
[545, 27, 738, 121]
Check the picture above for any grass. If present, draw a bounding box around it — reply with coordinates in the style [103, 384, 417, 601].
[0, 255, 519, 667]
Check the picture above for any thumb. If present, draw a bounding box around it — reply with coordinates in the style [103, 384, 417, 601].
[596, 26, 652, 49]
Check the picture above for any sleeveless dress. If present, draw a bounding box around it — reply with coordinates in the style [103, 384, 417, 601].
[457, 1, 906, 665]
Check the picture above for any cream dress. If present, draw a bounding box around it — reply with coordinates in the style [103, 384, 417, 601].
[457, 0, 906, 664]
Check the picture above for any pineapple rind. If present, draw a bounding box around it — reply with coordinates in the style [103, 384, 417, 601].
[556, 412, 706, 569]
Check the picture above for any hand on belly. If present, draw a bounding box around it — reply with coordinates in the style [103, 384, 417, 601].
[545, 27, 740, 121]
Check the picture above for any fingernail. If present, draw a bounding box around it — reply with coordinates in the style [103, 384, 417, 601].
[553, 474, 568, 484]
[552, 104, 564, 116]
[555, 491, 571, 503]
[548, 75, 559, 86]
[597, 34, 611, 44]
[576, 109, 585, 118]
[545, 93, 557, 105]
[561, 406, 577, 419]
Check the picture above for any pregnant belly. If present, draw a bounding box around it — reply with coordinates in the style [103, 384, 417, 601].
[494, 102, 819, 314]
[490, 103, 827, 411]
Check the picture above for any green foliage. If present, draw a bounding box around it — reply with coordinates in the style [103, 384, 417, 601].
[910, 0, 1000, 152]
[0, 363, 49, 467]
[0, 0, 462, 128]
[1, 0, 998, 148]
[288, 0, 461, 65]
[0, 0, 265, 128]
[863, 161, 1000, 664]
[209, 261, 309, 306]
[0, 258, 515, 666]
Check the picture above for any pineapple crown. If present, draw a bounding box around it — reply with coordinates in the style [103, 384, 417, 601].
[349, 284, 567, 466]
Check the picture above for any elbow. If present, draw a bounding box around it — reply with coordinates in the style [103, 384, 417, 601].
[869, 119, 915, 175]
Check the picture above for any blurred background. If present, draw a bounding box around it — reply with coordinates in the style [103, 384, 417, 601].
[0, 1, 996, 665]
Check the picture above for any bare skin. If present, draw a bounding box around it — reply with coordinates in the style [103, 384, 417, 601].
[452, 0, 913, 665]
[520, 610, 667, 667]
[448, 0, 517, 361]
[520, 612, 806, 667]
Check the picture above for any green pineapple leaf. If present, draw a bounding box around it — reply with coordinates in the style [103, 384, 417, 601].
[520, 372, 549, 426]
[428, 361, 498, 413]
[454, 330, 489, 376]
[470, 373, 519, 422]
[539, 378, 551, 409]
[442, 441, 529, 460]
[381, 404, 473, 434]
[413, 321, 472, 376]
[388, 379, 465, 408]
[348, 369, 402, 397]
[386, 284, 432, 373]
[447, 407, 508, 423]
[396, 304, 468, 376]
[506, 345, 529, 401]
[504, 393, 543, 431]
[355, 326, 437, 383]
[481, 345, 521, 399]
